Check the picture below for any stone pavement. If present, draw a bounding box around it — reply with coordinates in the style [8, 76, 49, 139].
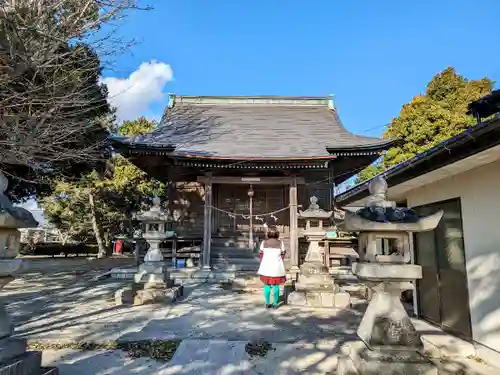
[1, 272, 498, 374]
[3, 274, 361, 344]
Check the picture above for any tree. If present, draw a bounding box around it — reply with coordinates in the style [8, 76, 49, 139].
[0, 0, 149, 201]
[356, 67, 494, 183]
[41, 117, 165, 257]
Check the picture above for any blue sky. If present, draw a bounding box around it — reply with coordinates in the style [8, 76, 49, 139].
[20, 1, 500, 221]
[102, 0, 499, 138]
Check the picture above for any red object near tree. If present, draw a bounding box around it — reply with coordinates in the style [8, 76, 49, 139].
[114, 239, 123, 254]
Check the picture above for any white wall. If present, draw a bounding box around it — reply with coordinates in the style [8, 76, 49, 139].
[405, 159, 500, 353]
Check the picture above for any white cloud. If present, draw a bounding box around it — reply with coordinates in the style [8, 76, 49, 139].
[18, 199, 38, 211]
[101, 61, 173, 122]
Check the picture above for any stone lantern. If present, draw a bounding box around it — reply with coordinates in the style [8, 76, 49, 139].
[337, 176, 443, 375]
[287, 196, 351, 308]
[135, 197, 169, 261]
[115, 197, 183, 305]
[0, 171, 58, 374]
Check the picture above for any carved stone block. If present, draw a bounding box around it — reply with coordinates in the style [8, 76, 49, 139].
[334, 292, 351, 309]
[114, 286, 135, 305]
[357, 290, 422, 350]
[337, 341, 437, 375]
[286, 291, 307, 306]
[320, 292, 335, 307]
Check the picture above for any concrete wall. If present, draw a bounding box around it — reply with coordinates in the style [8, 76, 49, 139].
[405, 159, 500, 353]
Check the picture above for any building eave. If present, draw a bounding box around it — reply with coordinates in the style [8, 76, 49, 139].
[108, 136, 176, 154]
[335, 115, 500, 205]
[468, 89, 500, 121]
[326, 138, 397, 156]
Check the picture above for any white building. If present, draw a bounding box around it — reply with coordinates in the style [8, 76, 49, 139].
[336, 94, 500, 361]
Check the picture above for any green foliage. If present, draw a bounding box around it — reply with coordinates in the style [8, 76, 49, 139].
[40, 172, 123, 243]
[356, 67, 494, 183]
[356, 163, 385, 183]
[118, 116, 157, 136]
[41, 117, 164, 244]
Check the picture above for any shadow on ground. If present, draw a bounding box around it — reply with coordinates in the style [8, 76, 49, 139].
[1, 275, 496, 374]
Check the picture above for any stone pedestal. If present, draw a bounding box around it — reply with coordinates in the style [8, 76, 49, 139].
[0, 172, 59, 374]
[0, 274, 58, 375]
[337, 341, 437, 375]
[288, 230, 351, 308]
[337, 285, 437, 375]
[116, 246, 183, 306]
[287, 261, 351, 308]
[337, 264, 436, 374]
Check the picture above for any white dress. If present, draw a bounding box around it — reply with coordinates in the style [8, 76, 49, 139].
[257, 240, 286, 277]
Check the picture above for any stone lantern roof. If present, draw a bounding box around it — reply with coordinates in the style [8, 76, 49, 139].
[0, 172, 38, 229]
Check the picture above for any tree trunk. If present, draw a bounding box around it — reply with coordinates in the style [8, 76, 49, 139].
[127, 216, 134, 237]
[88, 191, 107, 258]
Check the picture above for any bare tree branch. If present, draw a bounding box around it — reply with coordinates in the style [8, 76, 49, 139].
[0, 0, 150, 189]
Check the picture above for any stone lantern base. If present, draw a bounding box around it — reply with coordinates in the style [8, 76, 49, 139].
[337, 264, 437, 375]
[115, 281, 184, 306]
[0, 275, 59, 375]
[114, 255, 184, 306]
[287, 261, 351, 308]
[337, 341, 437, 375]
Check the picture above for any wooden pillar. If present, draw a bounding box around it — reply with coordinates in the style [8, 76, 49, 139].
[202, 174, 213, 269]
[166, 166, 175, 232]
[289, 177, 300, 275]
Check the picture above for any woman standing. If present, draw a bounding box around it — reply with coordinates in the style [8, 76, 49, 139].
[257, 226, 286, 309]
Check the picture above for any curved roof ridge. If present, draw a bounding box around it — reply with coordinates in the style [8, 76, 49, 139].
[112, 94, 394, 159]
[169, 94, 333, 108]
[324, 109, 395, 150]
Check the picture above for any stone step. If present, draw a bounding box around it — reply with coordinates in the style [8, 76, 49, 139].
[0, 351, 42, 375]
[211, 251, 258, 259]
[211, 241, 255, 249]
[211, 264, 259, 271]
[170, 268, 237, 283]
[40, 367, 59, 375]
[212, 257, 260, 265]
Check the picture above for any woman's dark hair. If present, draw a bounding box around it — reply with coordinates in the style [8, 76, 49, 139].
[266, 226, 280, 239]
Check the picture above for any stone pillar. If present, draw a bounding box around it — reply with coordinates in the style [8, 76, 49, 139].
[289, 177, 299, 276]
[0, 170, 58, 373]
[202, 174, 213, 269]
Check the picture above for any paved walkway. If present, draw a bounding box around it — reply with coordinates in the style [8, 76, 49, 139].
[1, 271, 498, 374]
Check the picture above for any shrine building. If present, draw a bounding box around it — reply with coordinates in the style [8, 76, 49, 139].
[109, 95, 394, 271]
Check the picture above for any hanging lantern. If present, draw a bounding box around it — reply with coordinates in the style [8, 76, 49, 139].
[247, 185, 254, 197]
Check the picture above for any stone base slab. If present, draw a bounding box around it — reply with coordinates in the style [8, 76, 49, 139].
[110, 266, 137, 280]
[115, 284, 183, 306]
[134, 285, 183, 305]
[287, 290, 350, 308]
[357, 289, 422, 350]
[0, 337, 27, 362]
[0, 350, 42, 375]
[337, 341, 437, 375]
[294, 282, 339, 293]
[144, 278, 174, 289]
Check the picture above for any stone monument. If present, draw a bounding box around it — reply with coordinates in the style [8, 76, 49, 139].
[337, 176, 443, 375]
[287, 196, 351, 308]
[115, 197, 183, 305]
[0, 171, 58, 374]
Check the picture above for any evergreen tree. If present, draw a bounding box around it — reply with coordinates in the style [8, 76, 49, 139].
[357, 67, 494, 183]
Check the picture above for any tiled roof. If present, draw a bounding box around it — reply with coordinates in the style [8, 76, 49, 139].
[112, 95, 393, 159]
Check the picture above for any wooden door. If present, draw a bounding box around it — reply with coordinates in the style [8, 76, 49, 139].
[213, 184, 287, 235]
[413, 198, 472, 340]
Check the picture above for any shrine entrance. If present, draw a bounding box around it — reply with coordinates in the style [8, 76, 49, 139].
[213, 184, 290, 236]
